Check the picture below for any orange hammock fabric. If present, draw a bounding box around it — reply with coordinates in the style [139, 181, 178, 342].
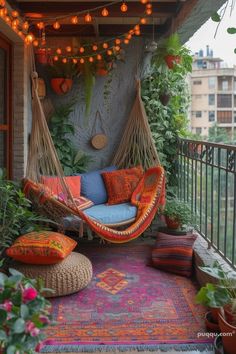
[23, 166, 165, 243]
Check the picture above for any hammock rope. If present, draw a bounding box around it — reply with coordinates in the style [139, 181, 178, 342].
[25, 46, 165, 243]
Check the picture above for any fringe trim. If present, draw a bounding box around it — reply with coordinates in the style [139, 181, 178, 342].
[41, 342, 214, 353]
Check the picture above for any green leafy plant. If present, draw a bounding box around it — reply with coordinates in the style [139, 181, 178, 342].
[152, 33, 192, 72]
[162, 198, 193, 228]
[0, 268, 52, 354]
[47, 61, 79, 79]
[49, 102, 92, 175]
[0, 179, 50, 255]
[196, 283, 230, 308]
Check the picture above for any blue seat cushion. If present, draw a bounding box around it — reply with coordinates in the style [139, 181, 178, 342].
[83, 202, 137, 225]
[80, 166, 117, 205]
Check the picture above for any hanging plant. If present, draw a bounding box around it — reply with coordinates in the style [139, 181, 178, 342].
[47, 61, 79, 95]
[82, 61, 96, 118]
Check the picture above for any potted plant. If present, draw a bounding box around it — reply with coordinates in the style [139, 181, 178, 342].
[0, 263, 52, 353]
[152, 33, 192, 71]
[162, 198, 193, 230]
[47, 61, 79, 95]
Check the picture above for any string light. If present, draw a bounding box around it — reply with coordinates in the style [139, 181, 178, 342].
[84, 13, 92, 23]
[135, 30, 141, 35]
[126, 34, 132, 40]
[37, 21, 45, 30]
[120, 2, 128, 12]
[0, 0, 5, 7]
[124, 38, 129, 44]
[56, 48, 62, 54]
[12, 19, 19, 27]
[0, 9, 4, 17]
[5, 16, 11, 24]
[102, 7, 109, 17]
[140, 17, 147, 24]
[141, 0, 148, 3]
[71, 15, 79, 24]
[79, 47, 85, 53]
[92, 44, 98, 51]
[107, 49, 113, 55]
[24, 33, 34, 44]
[146, 3, 152, 9]
[72, 58, 78, 64]
[11, 10, 19, 17]
[115, 45, 120, 51]
[134, 25, 140, 31]
[115, 38, 121, 45]
[53, 55, 59, 61]
[62, 58, 67, 63]
[97, 54, 102, 60]
[80, 58, 85, 64]
[33, 39, 39, 47]
[89, 56, 94, 62]
[22, 21, 29, 30]
[102, 42, 108, 49]
[53, 21, 60, 30]
[66, 46, 72, 52]
[146, 8, 152, 15]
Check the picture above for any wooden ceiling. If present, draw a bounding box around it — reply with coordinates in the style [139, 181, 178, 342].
[13, 0, 189, 37]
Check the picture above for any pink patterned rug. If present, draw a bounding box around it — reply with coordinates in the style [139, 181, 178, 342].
[42, 241, 213, 352]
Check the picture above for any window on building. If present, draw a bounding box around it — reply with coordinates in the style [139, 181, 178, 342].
[208, 111, 215, 122]
[217, 111, 232, 123]
[193, 80, 202, 85]
[234, 112, 236, 122]
[195, 111, 202, 118]
[208, 77, 216, 89]
[196, 128, 202, 134]
[217, 94, 232, 108]
[208, 94, 215, 105]
[234, 80, 236, 91]
[222, 80, 229, 91]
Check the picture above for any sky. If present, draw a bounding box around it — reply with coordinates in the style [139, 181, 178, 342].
[187, 2, 236, 66]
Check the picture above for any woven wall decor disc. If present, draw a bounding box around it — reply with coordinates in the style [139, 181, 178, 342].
[91, 133, 108, 150]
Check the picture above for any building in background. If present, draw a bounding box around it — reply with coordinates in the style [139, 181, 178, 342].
[190, 45, 236, 138]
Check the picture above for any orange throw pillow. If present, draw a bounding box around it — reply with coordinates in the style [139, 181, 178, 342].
[6, 231, 77, 265]
[102, 166, 143, 205]
[41, 176, 81, 199]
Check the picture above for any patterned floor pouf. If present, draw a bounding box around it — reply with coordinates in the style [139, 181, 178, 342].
[13, 252, 93, 297]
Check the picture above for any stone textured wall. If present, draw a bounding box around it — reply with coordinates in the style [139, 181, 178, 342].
[38, 37, 146, 171]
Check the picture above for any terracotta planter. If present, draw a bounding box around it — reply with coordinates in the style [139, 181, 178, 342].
[96, 62, 112, 77]
[164, 215, 181, 229]
[165, 55, 181, 69]
[210, 307, 220, 323]
[205, 311, 220, 332]
[159, 93, 170, 106]
[214, 334, 224, 354]
[224, 303, 236, 324]
[218, 312, 236, 354]
[50, 78, 73, 95]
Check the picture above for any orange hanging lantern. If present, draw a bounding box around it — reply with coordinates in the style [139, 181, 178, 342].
[22, 21, 29, 31]
[24, 33, 34, 44]
[97, 54, 102, 60]
[89, 56, 94, 62]
[92, 44, 98, 51]
[72, 58, 78, 64]
[140, 17, 147, 24]
[102, 42, 108, 49]
[5, 16, 11, 24]
[37, 21, 45, 30]
[124, 38, 129, 45]
[80, 58, 85, 64]
[141, 0, 148, 3]
[84, 13, 92, 23]
[0, 9, 4, 17]
[146, 3, 152, 9]
[120, 2, 128, 12]
[107, 49, 112, 56]
[71, 15, 79, 24]
[56, 48, 62, 55]
[115, 38, 121, 45]
[53, 21, 60, 30]
[135, 30, 141, 35]
[12, 10, 19, 17]
[115, 45, 120, 51]
[12, 18, 19, 27]
[66, 46, 72, 53]
[62, 58, 67, 63]
[53, 55, 59, 61]
[126, 34, 132, 40]
[33, 39, 39, 47]
[102, 7, 109, 17]
[0, 0, 5, 7]
[146, 8, 152, 15]
[79, 47, 85, 53]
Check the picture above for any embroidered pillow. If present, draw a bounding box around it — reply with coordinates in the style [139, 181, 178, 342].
[151, 232, 197, 277]
[59, 195, 93, 211]
[6, 231, 77, 265]
[102, 166, 144, 205]
[41, 176, 81, 199]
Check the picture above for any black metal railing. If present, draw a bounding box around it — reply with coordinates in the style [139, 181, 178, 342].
[178, 138, 236, 269]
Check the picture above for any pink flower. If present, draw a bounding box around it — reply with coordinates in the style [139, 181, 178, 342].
[35, 342, 43, 352]
[39, 315, 50, 324]
[3, 300, 13, 312]
[31, 327, 40, 337]
[23, 287, 38, 302]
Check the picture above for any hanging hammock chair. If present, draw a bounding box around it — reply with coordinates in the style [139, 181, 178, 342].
[24, 47, 165, 243]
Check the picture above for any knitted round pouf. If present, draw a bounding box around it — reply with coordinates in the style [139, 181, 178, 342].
[13, 252, 93, 297]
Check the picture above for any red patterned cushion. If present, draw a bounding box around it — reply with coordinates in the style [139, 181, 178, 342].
[6, 231, 77, 265]
[59, 195, 93, 211]
[41, 176, 81, 199]
[102, 166, 143, 205]
[151, 232, 197, 277]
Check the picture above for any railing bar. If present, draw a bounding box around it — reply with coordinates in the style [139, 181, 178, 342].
[205, 147, 208, 241]
[177, 154, 233, 172]
[199, 145, 203, 233]
[187, 151, 190, 203]
[181, 138, 236, 151]
[180, 143, 183, 200]
[224, 150, 229, 258]
[194, 152, 197, 215]
[217, 148, 221, 250]
[232, 152, 236, 266]
[191, 151, 194, 214]
[210, 148, 214, 245]
[183, 149, 186, 201]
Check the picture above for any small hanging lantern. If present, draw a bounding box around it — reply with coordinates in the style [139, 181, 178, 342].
[53, 21, 60, 30]
[140, 17, 147, 24]
[71, 15, 79, 24]
[22, 21, 29, 31]
[11, 10, 19, 17]
[84, 13, 92, 23]
[56, 48, 62, 55]
[62, 57, 67, 63]
[92, 44, 98, 51]
[97, 54, 102, 60]
[102, 42, 108, 49]
[53, 55, 59, 61]
[37, 21, 45, 30]
[66, 46, 72, 53]
[80, 58, 85, 64]
[101, 8, 109, 17]
[72, 58, 78, 64]
[120, 2, 128, 12]
[79, 47, 85, 53]
[89, 56, 94, 62]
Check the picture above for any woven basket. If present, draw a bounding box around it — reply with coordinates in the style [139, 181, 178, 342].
[91, 133, 108, 150]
